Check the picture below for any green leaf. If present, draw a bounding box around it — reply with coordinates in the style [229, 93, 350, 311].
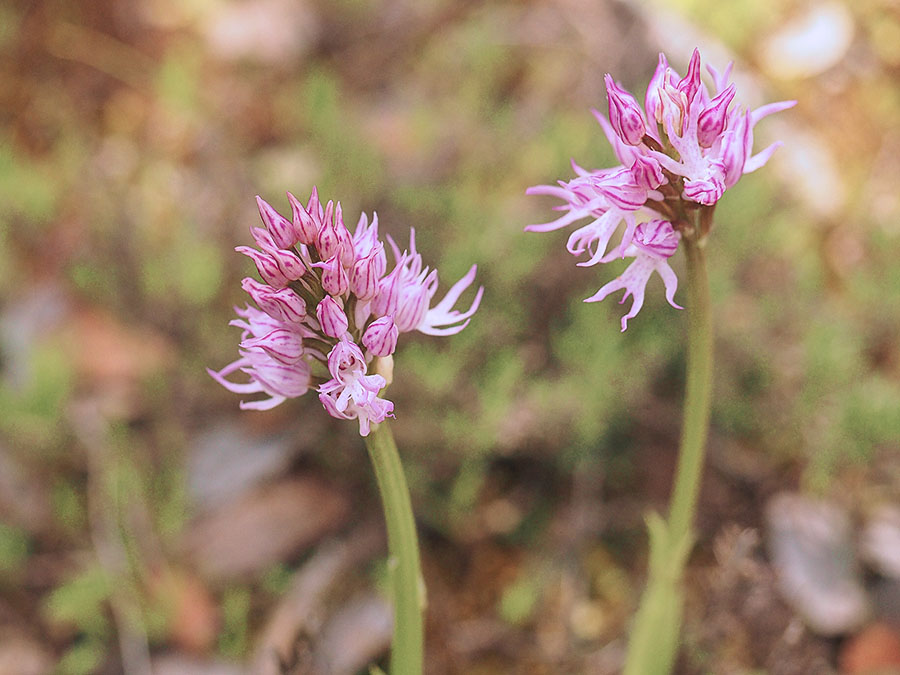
[44, 566, 112, 638]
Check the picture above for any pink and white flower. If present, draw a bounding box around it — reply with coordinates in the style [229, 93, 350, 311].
[207, 306, 311, 410]
[526, 163, 656, 266]
[528, 48, 794, 329]
[585, 220, 682, 331]
[317, 339, 394, 436]
[363, 316, 399, 357]
[317, 295, 349, 338]
[375, 230, 483, 336]
[211, 187, 482, 434]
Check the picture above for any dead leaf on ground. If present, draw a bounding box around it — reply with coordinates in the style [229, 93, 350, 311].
[184, 475, 350, 582]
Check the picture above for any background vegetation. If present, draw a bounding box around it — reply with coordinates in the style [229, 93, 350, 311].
[1, 0, 898, 672]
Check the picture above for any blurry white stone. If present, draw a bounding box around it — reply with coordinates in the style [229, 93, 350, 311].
[0, 636, 53, 675]
[189, 422, 301, 511]
[770, 125, 846, 218]
[0, 284, 68, 389]
[151, 654, 242, 675]
[253, 148, 321, 201]
[204, 0, 320, 64]
[137, 0, 204, 29]
[766, 492, 870, 636]
[482, 497, 522, 535]
[315, 594, 392, 675]
[0, 449, 53, 533]
[861, 505, 900, 579]
[759, 2, 855, 79]
[185, 476, 348, 580]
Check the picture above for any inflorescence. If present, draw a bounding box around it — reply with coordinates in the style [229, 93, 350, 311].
[209, 188, 483, 435]
[527, 49, 795, 330]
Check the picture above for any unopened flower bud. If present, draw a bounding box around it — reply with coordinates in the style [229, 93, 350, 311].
[242, 277, 307, 322]
[350, 247, 385, 301]
[632, 220, 679, 259]
[318, 254, 350, 296]
[645, 53, 671, 123]
[605, 74, 646, 146]
[316, 296, 348, 338]
[287, 191, 319, 245]
[242, 328, 304, 365]
[630, 154, 665, 190]
[362, 316, 398, 357]
[271, 248, 305, 281]
[661, 85, 689, 136]
[250, 226, 277, 250]
[393, 274, 432, 332]
[332, 202, 356, 268]
[697, 84, 736, 148]
[250, 227, 306, 281]
[719, 112, 751, 188]
[676, 48, 702, 103]
[373, 267, 401, 317]
[256, 196, 296, 249]
[306, 185, 323, 221]
[236, 246, 289, 287]
[316, 201, 340, 260]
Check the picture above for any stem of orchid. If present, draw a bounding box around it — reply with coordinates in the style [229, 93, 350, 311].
[666, 231, 713, 549]
[364, 420, 425, 675]
[622, 230, 713, 675]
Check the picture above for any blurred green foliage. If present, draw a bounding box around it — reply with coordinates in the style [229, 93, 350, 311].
[498, 568, 542, 625]
[56, 639, 105, 675]
[0, 342, 72, 453]
[0, 522, 29, 577]
[1, 0, 899, 669]
[44, 565, 113, 641]
[218, 586, 252, 659]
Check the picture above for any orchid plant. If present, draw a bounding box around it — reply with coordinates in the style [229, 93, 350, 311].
[209, 44, 791, 675]
[528, 49, 794, 330]
[210, 188, 482, 674]
[528, 48, 794, 674]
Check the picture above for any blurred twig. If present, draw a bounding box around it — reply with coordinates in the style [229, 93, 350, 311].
[70, 399, 153, 675]
[44, 20, 155, 90]
[252, 523, 383, 675]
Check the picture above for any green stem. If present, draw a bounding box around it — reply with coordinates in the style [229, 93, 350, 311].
[364, 421, 425, 675]
[666, 233, 713, 547]
[622, 231, 713, 675]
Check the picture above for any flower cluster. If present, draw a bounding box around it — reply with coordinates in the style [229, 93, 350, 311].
[209, 188, 483, 435]
[527, 49, 795, 330]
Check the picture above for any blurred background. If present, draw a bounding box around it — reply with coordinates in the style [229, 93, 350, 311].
[2, 0, 899, 673]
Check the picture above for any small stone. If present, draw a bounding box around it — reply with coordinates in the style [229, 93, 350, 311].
[861, 505, 900, 579]
[148, 568, 220, 653]
[758, 1, 855, 79]
[188, 422, 302, 511]
[315, 594, 392, 675]
[0, 635, 53, 675]
[570, 600, 608, 642]
[872, 577, 900, 627]
[0, 284, 68, 388]
[151, 654, 242, 675]
[0, 450, 52, 534]
[839, 622, 900, 674]
[203, 0, 320, 64]
[765, 492, 870, 636]
[184, 476, 349, 581]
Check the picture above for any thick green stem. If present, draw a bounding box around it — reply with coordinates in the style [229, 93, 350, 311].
[623, 232, 713, 675]
[364, 421, 425, 675]
[666, 234, 713, 547]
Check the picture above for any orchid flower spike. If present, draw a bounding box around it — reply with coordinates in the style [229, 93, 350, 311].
[527, 48, 794, 329]
[210, 188, 484, 434]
